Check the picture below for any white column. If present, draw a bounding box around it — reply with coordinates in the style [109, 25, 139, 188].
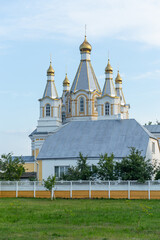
[128, 181, 130, 200]
[108, 181, 110, 199]
[16, 181, 18, 198]
[34, 181, 36, 198]
[148, 181, 150, 200]
[70, 181, 72, 199]
[89, 181, 91, 199]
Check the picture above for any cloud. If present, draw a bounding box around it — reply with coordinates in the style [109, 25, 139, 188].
[0, 0, 160, 46]
[130, 69, 160, 81]
[0, 90, 33, 97]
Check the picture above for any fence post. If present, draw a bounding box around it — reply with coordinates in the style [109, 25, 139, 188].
[89, 181, 91, 199]
[70, 181, 72, 199]
[148, 181, 150, 200]
[108, 181, 110, 199]
[34, 181, 36, 198]
[16, 181, 18, 198]
[128, 181, 130, 200]
[0, 181, 1, 197]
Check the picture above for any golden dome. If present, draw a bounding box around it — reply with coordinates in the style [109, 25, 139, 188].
[63, 73, 70, 86]
[115, 70, 122, 84]
[105, 59, 113, 73]
[79, 36, 92, 53]
[47, 61, 55, 76]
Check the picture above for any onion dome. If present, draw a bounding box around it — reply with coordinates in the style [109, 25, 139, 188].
[115, 70, 122, 84]
[105, 59, 113, 73]
[79, 36, 92, 53]
[63, 73, 70, 86]
[47, 61, 55, 76]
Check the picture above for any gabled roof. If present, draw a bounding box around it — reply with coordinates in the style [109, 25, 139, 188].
[144, 125, 160, 133]
[12, 156, 34, 162]
[70, 61, 101, 93]
[37, 119, 155, 160]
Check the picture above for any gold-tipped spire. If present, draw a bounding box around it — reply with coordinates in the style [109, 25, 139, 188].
[47, 60, 55, 76]
[79, 28, 92, 53]
[63, 73, 70, 86]
[105, 59, 113, 73]
[115, 70, 122, 84]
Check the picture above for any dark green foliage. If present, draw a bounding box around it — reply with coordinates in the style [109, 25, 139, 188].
[94, 153, 118, 180]
[117, 147, 153, 182]
[0, 153, 25, 181]
[155, 166, 160, 180]
[62, 152, 92, 180]
[44, 175, 56, 191]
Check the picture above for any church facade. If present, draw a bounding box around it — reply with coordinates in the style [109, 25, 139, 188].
[29, 35, 130, 159]
[27, 36, 160, 181]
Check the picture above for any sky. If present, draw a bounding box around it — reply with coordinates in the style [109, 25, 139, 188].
[0, 0, 160, 156]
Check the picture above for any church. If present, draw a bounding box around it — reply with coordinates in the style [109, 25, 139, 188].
[22, 35, 160, 180]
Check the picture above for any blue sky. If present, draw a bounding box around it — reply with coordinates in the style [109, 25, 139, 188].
[0, 0, 160, 156]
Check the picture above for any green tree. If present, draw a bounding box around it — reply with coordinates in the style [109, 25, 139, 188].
[155, 165, 160, 180]
[0, 153, 25, 181]
[117, 148, 153, 182]
[44, 175, 56, 200]
[94, 153, 118, 180]
[62, 153, 92, 180]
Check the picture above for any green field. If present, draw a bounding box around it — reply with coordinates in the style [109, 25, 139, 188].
[0, 198, 160, 240]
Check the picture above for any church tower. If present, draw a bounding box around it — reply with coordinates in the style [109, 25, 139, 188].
[97, 59, 121, 119]
[115, 70, 130, 119]
[66, 35, 101, 121]
[29, 60, 62, 158]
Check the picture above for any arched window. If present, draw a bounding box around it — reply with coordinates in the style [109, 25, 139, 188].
[94, 98, 97, 112]
[105, 102, 110, 115]
[80, 97, 84, 112]
[62, 112, 65, 122]
[46, 104, 51, 116]
[68, 99, 71, 113]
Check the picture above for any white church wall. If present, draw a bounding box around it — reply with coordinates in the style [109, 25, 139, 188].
[146, 138, 160, 165]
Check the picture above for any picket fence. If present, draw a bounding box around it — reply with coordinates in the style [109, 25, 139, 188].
[1, 180, 160, 199]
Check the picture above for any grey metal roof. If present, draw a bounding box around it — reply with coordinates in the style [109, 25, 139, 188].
[144, 125, 160, 133]
[42, 80, 58, 99]
[70, 61, 101, 93]
[29, 129, 49, 137]
[102, 78, 116, 97]
[12, 156, 35, 162]
[38, 119, 155, 160]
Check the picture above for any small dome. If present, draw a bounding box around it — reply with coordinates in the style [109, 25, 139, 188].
[115, 70, 122, 84]
[47, 61, 55, 76]
[63, 73, 70, 86]
[105, 59, 113, 73]
[79, 36, 92, 53]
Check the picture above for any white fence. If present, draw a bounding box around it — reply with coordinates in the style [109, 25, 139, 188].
[1, 180, 160, 199]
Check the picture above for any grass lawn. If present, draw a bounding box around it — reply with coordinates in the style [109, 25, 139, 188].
[0, 198, 160, 240]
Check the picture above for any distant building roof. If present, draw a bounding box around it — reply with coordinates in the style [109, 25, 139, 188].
[37, 119, 156, 160]
[144, 124, 160, 133]
[12, 156, 34, 163]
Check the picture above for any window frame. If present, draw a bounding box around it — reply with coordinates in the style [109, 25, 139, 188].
[105, 102, 110, 115]
[80, 97, 84, 113]
[46, 104, 51, 117]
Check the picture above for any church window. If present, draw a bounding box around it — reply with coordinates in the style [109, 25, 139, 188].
[80, 97, 84, 112]
[94, 98, 97, 112]
[46, 104, 51, 116]
[55, 166, 69, 178]
[68, 99, 71, 113]
[105, 102, 110, 115]
[62, 112, 65, 123]
[152, 142, 155, 154]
